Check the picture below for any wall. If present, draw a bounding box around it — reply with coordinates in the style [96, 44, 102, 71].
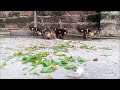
[0, 11, 100, 36]
[100, 11, 120, 37]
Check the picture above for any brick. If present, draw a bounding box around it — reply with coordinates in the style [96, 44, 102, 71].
[36, 11, 66, 16]
[86, 13, 100, 22]
[51, 11, 66, 16]
[79, 11, 96, 15]
[101, 12, 120, 21]
[29, 23, 43, 29]
[116, 23, 120, 30]
[0, 29, 9, 32]
[62, 24, 73, 28]
[36, 17, 42, 22]
[49, 24, 60, 29]
[64, 11, 69, 15]
[68, 11, 80, 15]
[70, 16, 80, 23]
[6, 24, 17, 29]
[101, 13, 113, 20]
[61, 16, 79, 23]
[5, 17, 34, 23]
[79, 14, 87, 22]
[100, 23, 116, 30]
[0, 19, 4, 23]
[43, 17, 59, 23]
[41, 24, 60, 30]
[42, 24, 51, 29]
[0, 23, 5, 28]
[0, 29, 10, 37]
[0, 31, 10, 35]
[36, 11, 52, 16]
[20, 11, 33, 17]
[5, 18, 16, 23]
[9, 12, 20, 17]
[100, 30, 119, 37]
[101, 13, 109, 20]
[0, 12, 6, 18]
[10, 30, 32, 36]
[60, 16, 69, 23]
[17, 23, 27, 28]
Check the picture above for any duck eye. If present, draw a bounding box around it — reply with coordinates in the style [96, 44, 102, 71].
[64, 32, 67, 34]
[31, 28, 34, 30]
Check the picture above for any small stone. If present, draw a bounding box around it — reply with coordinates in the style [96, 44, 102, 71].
[66, 67, 85, 79]
[93, 58, 98, 61]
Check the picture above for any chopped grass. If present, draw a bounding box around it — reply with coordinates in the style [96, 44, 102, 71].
[55, 53, 66, 56]
[5, 47, 13, 50]
[25, 46, 40, 51]
[0, 62, 7, 69]
[31, 71, 40, 76]
[100, 54, 111, 57]
[98, 47, 112, 50]
[25, 45, 47, 51]
[80, 43, 97, 50]
[47, 75, 53, 79]
[11, 51, 24, 58]
[52, 42, 74, 53]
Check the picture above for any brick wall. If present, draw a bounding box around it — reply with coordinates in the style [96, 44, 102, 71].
[0, 11, 100, 36]
[100, 11, 120, 37]
[0, 11, 33, 29]
[1, 11, 120, 37]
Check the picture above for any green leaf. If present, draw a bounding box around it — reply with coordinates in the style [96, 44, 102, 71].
[22, 55, 36, 64]
[51, 66, 57, 70]
[61, 60, 68, 64]
[36, 59, 42, 65]
[35, 53, 42, 60]
[64, 64, 77, 71]
[41, 67, 54, 73]
[51, 60, 57, 66]
[42, 59, 51, 67]
[77, 56, 86, 64]
[55, 61, 63, 66]
[39, 52, 49, 57]
[55, 61, 66, 66]
[65, 56, 75, 62]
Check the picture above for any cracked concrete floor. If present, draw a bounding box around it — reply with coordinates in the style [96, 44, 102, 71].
[0, 36, 120, 79]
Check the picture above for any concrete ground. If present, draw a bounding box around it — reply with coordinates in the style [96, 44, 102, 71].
[0, 35, 120, 79]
